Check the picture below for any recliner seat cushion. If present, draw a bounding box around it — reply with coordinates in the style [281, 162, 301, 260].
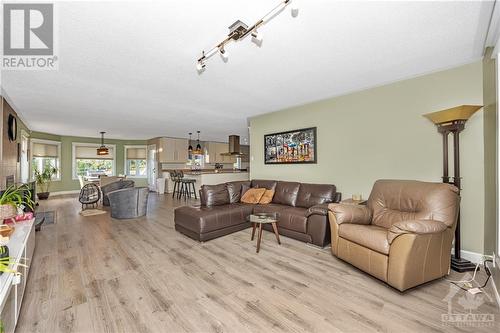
[201, 184, 230, 207]
[338, 224, 390, 255]
[296, 183, 336, 208]
[277, 207, 308, 234]
[272, 181, 301, 207]
[175, 204, 252, 234]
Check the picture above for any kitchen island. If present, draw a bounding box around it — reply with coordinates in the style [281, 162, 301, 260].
[163, 170, 249, 193]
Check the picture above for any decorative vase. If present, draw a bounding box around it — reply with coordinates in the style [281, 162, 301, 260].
[0, 204, 16, 220]
[37, 192, 50, 200]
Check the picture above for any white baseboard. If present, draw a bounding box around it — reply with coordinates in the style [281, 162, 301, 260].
[47, 190, 80, 196]
[451, 249, 484, 264]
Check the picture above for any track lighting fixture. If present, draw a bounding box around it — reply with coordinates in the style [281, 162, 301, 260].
[251, 31, 263, 47]
[196, 0, 298, 72]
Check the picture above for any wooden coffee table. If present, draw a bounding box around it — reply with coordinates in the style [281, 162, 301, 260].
[248, 214, 281, 253]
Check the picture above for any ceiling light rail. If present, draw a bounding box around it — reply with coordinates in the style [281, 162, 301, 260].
[196, 0, 299, 73]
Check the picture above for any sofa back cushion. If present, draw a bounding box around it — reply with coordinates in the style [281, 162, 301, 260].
[272, 181, 301, 207]
[251, 179, 277, 190]
[226, 181, 251, 204]
[241, 188, 267, 204]
[368, 179, 460, 229]
[295, 183, 336, 208]
[201, 184, 230, 207]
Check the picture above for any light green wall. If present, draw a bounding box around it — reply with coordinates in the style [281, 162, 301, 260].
[31, 132, 148, 192]
[250, 61, 485, 254]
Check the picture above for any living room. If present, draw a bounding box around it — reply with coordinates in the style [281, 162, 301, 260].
[0, 1, 499, 332]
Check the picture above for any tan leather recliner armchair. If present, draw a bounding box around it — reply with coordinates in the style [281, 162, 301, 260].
[328, 179, 460, 291]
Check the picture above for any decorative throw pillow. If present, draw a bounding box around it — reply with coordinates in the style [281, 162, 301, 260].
[241, 188, 267, 204]
[259, 190, 275, 204]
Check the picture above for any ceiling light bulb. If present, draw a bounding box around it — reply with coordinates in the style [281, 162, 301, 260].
[219, 48, 229, 62]
[251, 31, 263, 47]
[291, 6, 299, 17]
[196, 61, 206, 73]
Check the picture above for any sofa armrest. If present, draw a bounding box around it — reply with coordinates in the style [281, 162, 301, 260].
[387, 219, 448, 244]
[306, 203, 330, 217]
[328, 203, 371, 225]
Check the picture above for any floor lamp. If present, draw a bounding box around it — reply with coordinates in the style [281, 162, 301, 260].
[423, 105, 482, 272]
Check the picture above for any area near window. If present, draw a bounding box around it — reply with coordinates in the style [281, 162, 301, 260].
[72, 143, 116, 179]
[124, 145, 147, 178]
[31, 139, 61, 181]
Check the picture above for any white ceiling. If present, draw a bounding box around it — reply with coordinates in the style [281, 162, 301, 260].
[1, 0, 495, 141]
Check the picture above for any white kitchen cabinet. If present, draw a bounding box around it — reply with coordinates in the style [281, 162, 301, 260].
[158, 138, 188, 163]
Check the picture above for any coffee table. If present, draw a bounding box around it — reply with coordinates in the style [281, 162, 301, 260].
[247, 213, 281, 253]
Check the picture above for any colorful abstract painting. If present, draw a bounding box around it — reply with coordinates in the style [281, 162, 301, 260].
[264, 127, 317, 164]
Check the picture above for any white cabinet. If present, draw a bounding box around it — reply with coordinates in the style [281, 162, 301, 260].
[207, 142, 234, 164]
[0, 220, 35, 333]
[158, 138, 188, 163]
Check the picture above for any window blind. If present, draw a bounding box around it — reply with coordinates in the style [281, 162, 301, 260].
[126, 147, 146, 159]
[75, 145, 114, 160]
[32, 142, 59, 158]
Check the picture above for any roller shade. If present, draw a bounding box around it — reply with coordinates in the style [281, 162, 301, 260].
[126, 147, 146, 159]
[32, 142, 59, 158]
[75, 145, 114, 160]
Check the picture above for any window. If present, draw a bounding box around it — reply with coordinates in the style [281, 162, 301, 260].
[124, 146, 147, 178]
[72, 143, 116, 179]
[31, 139, 61, 180]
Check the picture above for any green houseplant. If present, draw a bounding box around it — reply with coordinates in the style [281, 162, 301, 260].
[33, 166, 58, 200]
[0, 185, 34, 220]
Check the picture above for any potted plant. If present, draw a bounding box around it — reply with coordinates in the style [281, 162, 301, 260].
[0, 185, 34, 221]
[33, 166, 57, 200]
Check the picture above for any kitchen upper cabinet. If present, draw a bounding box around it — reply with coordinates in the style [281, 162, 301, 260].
[158, 138, 188, 163]
[207, 142, 234, 164]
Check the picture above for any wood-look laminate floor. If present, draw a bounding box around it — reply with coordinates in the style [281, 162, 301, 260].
[16, 194, 499, 333]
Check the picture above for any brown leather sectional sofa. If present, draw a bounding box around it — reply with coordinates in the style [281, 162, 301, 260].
[174, 179, 341, 247]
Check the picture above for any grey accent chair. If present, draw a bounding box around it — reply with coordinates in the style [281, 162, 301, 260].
[108, 187, 149, 219]
[101, 180, 135, 206]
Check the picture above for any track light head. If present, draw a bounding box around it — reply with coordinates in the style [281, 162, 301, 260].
[196, 61, 206, 73]
[251, 31, 263, 47]
[291, 6, 299, 17]
[219, 47, 229, 62]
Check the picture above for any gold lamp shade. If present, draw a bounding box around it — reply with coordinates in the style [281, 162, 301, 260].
[423, 105, 482, 125]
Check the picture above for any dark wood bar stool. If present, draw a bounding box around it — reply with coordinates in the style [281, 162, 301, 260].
[177, 171, 197, 200]
[170, 171, 182, 198]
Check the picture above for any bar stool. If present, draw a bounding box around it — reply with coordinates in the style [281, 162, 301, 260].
[177, 171, 197, 200]
[170, 171, 182, 198]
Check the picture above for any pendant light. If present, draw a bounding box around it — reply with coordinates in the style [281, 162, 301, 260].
[97, 131, 109, 156]
[193, 131, 202, 155]
[188, 132, 193, 152]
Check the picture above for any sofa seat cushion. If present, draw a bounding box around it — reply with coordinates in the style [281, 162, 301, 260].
[278, 207, 308, 234]
[175, 204, 252, 234]
[338, 224, 390, 255]
[253, 203, 289, 215]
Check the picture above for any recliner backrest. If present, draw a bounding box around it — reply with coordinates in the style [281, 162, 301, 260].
[367, 179, 460, 229]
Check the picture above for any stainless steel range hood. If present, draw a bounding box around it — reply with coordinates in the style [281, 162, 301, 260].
[220, 135, 245, 156]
